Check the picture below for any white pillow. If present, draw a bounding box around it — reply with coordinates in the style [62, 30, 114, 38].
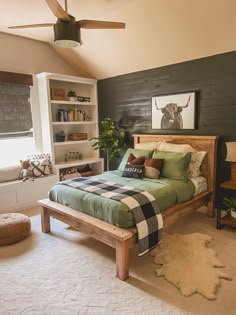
[135, 141, 163, 150]
[158, 142, 196, 153]
[156, 142, 206, 178]
[188, 151, 207, 178]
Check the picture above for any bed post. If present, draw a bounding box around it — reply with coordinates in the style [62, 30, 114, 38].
[206, 137, 218, 218]
[41, 207, 51, 233]
[116, 240, 130, 280]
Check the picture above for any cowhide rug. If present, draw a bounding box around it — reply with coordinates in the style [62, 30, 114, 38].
[151, 233, 232, 299]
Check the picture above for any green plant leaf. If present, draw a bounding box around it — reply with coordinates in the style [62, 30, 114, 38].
[89, 117, 126, 170]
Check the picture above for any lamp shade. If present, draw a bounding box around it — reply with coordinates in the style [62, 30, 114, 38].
[53, 18, 81, 48]
[225, 142, 236, 162]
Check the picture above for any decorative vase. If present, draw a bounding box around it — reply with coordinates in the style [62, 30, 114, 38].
[55, 132, 65, 142]
[69, 97, 76, 102]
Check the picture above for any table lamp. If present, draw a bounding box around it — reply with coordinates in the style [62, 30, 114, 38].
[225, 142, 236, 184]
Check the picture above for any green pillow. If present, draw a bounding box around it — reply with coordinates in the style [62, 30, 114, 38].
[118, 148, 153, 171]
[152, 150, 192, 181]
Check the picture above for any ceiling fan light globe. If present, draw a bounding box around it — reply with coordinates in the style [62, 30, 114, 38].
[55, 39, 80, 48]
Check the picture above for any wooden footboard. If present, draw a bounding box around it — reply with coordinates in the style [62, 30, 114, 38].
[39, 199, 137, 280]
[38, 190, 212, 280]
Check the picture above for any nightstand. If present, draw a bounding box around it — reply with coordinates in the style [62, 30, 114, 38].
[216, 181, 236, 229]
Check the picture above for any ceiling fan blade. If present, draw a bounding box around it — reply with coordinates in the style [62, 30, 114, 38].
[77, 20, 125, 29]
[8, 23, 54, 29]
[46, 0, 70, 21]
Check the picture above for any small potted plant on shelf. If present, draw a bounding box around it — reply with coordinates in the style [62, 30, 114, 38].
[67, 90, 77, 101]
[223, 197, 236, 219]
[55, 130, 66, 142]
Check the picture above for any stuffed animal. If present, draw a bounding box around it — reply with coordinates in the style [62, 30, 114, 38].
[20, 160, 34, 182]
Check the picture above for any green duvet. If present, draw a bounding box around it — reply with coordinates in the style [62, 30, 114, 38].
[48, 170, 195, 229]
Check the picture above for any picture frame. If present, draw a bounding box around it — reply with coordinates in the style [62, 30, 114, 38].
[151, 91, 196, 130]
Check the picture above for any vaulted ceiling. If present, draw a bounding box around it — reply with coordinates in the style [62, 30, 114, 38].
[0, 0, 236, 79]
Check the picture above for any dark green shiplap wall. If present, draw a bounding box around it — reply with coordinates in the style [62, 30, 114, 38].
[97, 51, 236, 183]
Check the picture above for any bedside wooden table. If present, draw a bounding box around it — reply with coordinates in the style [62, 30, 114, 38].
[217, 181, 236, 229]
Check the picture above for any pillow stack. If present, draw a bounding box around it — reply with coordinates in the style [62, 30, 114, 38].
[119, 142, 206, 181]
[121, 149, 164, 179]
[157, 142, 206, 178]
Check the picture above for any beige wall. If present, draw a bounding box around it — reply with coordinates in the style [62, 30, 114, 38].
[0, 32, 81, 151]
[0, 32, 78, 76]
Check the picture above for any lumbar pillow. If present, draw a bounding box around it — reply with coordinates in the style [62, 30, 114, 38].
[122, 164, 145, 179]
[118, 148, 153, 171]
[144, 158, 164, 179]
[152, 150, 192, 181]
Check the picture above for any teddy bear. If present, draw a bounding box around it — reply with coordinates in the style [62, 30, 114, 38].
[20, 160, 34, 182]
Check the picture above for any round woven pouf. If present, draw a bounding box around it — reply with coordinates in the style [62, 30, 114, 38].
[0, 213, 31, 246]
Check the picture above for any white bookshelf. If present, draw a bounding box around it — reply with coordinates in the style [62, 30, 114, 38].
[36, 72, 103, 176]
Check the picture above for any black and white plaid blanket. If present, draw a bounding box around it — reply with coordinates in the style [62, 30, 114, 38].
[60, 177, 163, 256]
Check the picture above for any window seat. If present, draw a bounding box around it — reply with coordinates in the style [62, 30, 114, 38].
[0, 174, 58, 213]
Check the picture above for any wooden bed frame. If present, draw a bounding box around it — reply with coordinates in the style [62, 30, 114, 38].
[39, 134, 219, 281]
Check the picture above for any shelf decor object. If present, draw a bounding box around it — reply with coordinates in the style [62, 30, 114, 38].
[50, 88, 65, 100]
[68, 133, 87, 141]
[55, 130, 66, 142]
[225, 142, 236, 184]
[67, 90, 77, 101]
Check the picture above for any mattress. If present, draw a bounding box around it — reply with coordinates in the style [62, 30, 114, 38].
[49, 170, 195, 229]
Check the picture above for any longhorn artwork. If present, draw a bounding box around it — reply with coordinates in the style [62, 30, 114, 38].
[151, 92, 196, 130]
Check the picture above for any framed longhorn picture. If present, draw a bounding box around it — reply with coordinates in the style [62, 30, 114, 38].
[151, 91, 196, 130]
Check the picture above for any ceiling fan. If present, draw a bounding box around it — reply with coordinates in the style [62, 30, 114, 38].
[8, 0, 125, 48]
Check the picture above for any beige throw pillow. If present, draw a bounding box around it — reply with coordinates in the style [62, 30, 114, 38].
[144, 158, 164, 179]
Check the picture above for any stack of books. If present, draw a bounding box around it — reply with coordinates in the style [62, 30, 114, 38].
[56, 109, 90, 122]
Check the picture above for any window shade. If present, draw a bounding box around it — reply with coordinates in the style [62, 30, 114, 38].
[0, 83, 33, 138]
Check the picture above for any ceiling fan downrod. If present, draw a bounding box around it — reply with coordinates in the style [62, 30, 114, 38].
[64, 0, 68, 13]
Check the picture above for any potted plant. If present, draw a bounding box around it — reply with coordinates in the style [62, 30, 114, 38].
[223, 197, 236, 219]
[90, 118, 125, 171]
[55, 130, 66, 142]
[67, 90, 77, 101]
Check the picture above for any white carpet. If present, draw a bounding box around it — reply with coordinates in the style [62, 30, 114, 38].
[0, 207, 236, 315]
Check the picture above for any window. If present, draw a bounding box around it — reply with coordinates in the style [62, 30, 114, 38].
[0, 71, 35, 166]
[0, 83, 33, 138]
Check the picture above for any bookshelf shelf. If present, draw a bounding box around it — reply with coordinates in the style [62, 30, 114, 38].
[51, 100, 95, 106]
[53, 140, 91, 146]
[52, 121, 96, 125]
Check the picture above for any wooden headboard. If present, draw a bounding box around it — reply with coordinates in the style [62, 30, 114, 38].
[133, 134, 219, 217]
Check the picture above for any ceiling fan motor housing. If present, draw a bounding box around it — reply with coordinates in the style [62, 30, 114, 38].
[54, 18, 81, 47]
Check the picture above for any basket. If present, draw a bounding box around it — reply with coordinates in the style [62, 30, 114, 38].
[68, 133, 87, 141]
